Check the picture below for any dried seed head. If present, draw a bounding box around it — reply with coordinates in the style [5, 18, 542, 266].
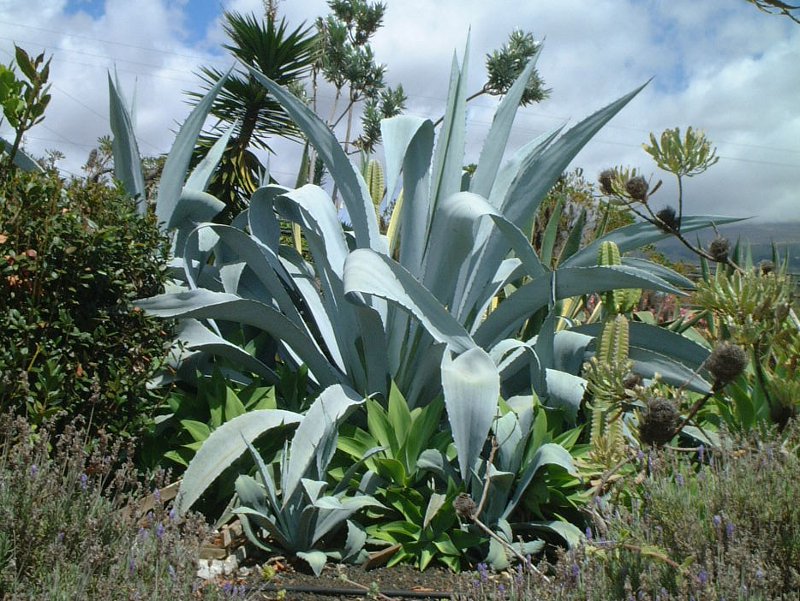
[639, 397, 680, 446]
[655, 207, 680, 232]
[759, 260, 775, 275]
[708, 236, 730, 262]
[625, 176, 649, 202]
[706, 342, 748, 387]
[598, 169, 615, 195]
[623, 372, 643, 389]
[453, 493, 476, 519]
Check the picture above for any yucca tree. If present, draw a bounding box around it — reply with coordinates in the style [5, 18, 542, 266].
[189, 11, 318, 220]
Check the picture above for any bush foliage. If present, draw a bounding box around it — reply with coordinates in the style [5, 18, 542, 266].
[0, 170, 173, 438]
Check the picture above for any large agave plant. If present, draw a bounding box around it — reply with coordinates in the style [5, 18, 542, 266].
[114, 40, 737, 504]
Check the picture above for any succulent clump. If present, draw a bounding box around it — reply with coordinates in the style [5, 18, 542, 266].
[708, 236, 730, 262]
[639, 397, 680, 446]
[598, 169, 615, 195]
[706, 342, 748, 388]
[625, 175, 649, 202]
[453, 493, 476, 519]
[655, 207, 680, 232]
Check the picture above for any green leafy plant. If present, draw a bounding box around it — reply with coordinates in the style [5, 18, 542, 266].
[0, 46, 51, 177]
[112, 36, 735, 568]
[0, 171, 172, 439]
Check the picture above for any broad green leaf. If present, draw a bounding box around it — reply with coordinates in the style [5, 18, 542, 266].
[503, 443, 576, 518]
[179, 419, 211, 442]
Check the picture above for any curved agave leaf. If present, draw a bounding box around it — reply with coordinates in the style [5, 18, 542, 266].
[562, 215, 746, 268]
[470, 50, 542, 198]
[176, 409, 301, 514]
[430, 41, 469, 220]
[175, 319, 278, 383]
[247, 67, 384, 252]
[474, 265, 683, 347]
[157, 68, 231, 229]
[380, 115, 431, 210]
[108, 73, 145, 209]
[423, 191, 501, 306]
[441, 347, 500, 481]
[136, 289, 342, 386]
[184, 120, 237, 192]
[344, 249, 475, 354]
[622, 257, 695, 289]
[502, 442, 576, 519]
[282, 385, 364, 505]
[1, 137, 44, 173]
[573, 321, 710, 370]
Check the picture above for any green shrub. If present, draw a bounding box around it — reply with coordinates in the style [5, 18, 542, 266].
[0, 169, 172, 439]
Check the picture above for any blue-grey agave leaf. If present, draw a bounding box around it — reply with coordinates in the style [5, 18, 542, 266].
[247, 67, 384, 253]
[175, 319, 278, 383]
[0, 137, 44, 173]
[136, 289, 342, 387]
[380, 115, 431, 213]
[282, 384, 365, 506]
[574, 321, 710, 371]
[176, 409, 302, 514]
[184, 120, 237, 192]
[562, 215, 746, 268]
[471, 48, 542, 198]
[156, 68, 231, 230]
[344, 249, 475, 354]
[423, 191, 501, 306]
[387, 117, 435, 276]
[474, 265, 684, 347]
[502, 82, 649, 230]
[622, 257, 694, 289]
[502, 442, 576, 519]
[441, 346, 500, 481]
[108, 73, 146, 211]
[429, 40, 469, 220]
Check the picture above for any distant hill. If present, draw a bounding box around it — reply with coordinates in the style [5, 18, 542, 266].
[654, 221, 800, 272]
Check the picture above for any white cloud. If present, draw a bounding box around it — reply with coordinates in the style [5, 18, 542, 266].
[0, 0, 796, 220]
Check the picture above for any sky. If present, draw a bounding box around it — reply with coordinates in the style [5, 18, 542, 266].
[0, 0, 798, 222]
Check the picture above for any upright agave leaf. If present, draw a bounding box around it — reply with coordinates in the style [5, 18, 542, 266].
[108, 73, 146, 212]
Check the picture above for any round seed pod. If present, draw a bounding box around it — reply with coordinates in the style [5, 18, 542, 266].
[655, 207, 680, 232]
[598, 169, 616, 195]
[708, 236, 730, 262]
[705, 342, 748, 387]
[453, 493, 476, 519]
[625, 176, 649, 202]
[639, 397, 680, 446]
[623, 372, 643, 389]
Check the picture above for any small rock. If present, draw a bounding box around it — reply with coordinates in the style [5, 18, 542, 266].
[223, 555, 238, 576]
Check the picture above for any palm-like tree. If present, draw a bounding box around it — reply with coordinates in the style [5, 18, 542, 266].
[189, 11, 318, 219]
